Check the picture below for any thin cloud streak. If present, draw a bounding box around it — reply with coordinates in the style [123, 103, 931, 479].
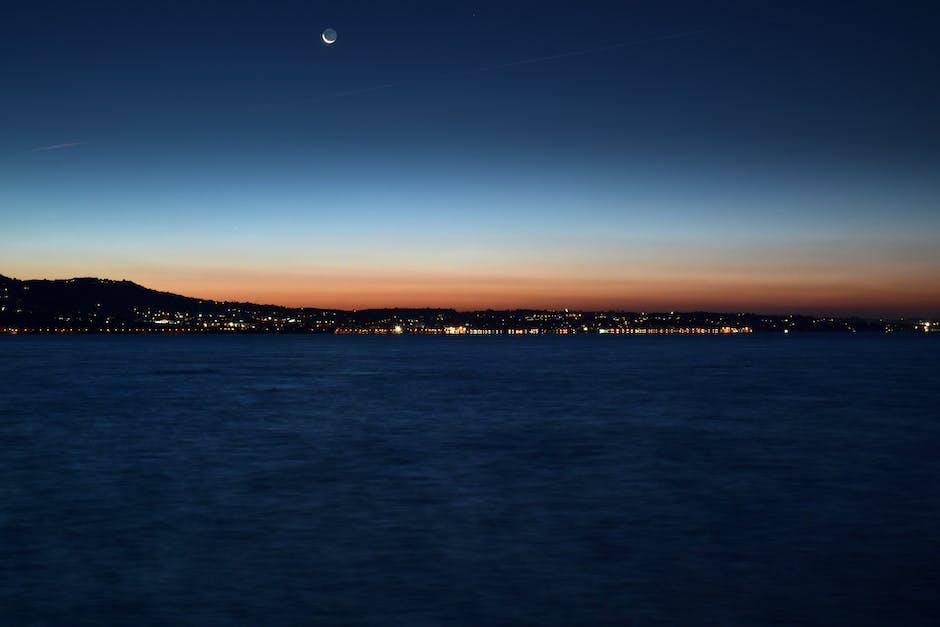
[312, 29, 709, 101]
[28, 142, 85, 153]
[462, 29, 709, 75]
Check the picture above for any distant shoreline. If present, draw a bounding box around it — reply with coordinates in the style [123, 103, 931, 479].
[2, 275, 937, 335]
[2, 327, 937, 336]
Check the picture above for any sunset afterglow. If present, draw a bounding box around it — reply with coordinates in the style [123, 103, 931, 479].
[3, 2, 938, 316]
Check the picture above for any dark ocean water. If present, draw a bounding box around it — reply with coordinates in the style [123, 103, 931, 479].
[1, 334, 938, 625]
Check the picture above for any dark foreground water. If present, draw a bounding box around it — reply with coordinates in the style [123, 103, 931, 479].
[1, 335, 939, 625]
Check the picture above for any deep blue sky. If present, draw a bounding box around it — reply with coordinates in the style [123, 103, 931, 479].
[2, 1, 939, 314]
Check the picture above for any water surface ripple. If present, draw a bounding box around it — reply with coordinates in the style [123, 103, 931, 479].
[2, 335, 938, 625]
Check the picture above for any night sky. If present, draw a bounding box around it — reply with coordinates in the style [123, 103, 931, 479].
[3, 1, 939, 315]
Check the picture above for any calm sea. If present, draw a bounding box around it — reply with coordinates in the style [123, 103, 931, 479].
[1, 334, 938, 625]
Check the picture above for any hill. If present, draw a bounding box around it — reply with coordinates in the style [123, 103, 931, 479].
[0, 275, 305, 331]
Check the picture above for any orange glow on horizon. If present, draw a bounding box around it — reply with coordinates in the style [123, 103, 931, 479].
[6, 256, 938, 317]
[137, 270, 940, 317]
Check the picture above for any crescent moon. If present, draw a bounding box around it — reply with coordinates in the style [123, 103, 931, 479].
[321, 29, 337, 45]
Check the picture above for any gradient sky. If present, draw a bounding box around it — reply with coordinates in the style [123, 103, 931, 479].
[2, 1, 939, 315]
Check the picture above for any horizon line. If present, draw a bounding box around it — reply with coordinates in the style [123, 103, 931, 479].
[2, 273, 937, 321]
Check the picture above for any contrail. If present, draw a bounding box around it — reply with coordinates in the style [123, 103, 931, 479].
[315, 29, 708, 101]
[27, 142, 84, 153]
[462, 29, 708, 75]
